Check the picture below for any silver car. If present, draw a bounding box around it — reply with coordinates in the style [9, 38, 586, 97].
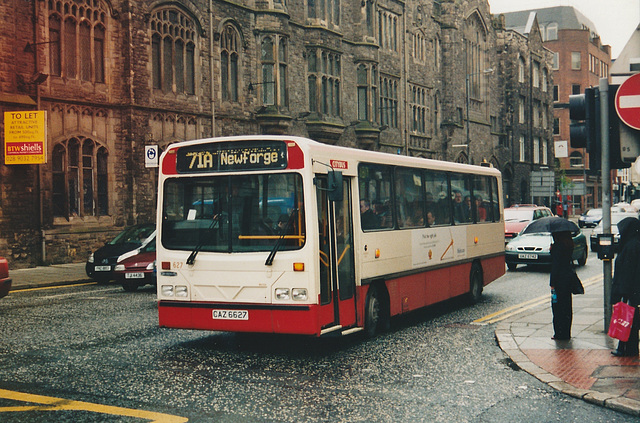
[590, 212, 639, 252]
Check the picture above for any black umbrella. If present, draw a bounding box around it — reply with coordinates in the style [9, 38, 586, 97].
[521, 216, 579, 235]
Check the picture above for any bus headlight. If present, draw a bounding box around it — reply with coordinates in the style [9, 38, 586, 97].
[175, 285, 188, 297]
[161, 285, 174, 297]
[114, 264, 125, 271]
[88, 253, 94, 263]
[292, 288, 308, 301]
[147, 260, 156, 271]
[275, 288, 290, 300]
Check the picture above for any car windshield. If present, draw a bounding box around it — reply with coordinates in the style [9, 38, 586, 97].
[161, 173, 305, 253]
[504, 209, 533, 221]
[586, 209, 602, 216]
[109, 225, 155, 246]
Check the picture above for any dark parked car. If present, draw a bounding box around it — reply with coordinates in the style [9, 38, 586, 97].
[578, 208, 602, 228]
[86, 223, 155, 283]
[0, 257, 11, 299]
[505, 226, 588, 271]
[114, 235, 156, 292]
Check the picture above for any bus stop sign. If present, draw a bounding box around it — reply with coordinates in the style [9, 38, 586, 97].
[616, 73, 640, 131]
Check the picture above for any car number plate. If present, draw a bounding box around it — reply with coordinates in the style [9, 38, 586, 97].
[125, 272, 144, 279]
[212, 309, 249, 320]
[95, 265, 111, 271]
[518, 253, 538, 259]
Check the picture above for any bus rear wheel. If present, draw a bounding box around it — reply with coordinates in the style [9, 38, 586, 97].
[467, 263, 483, 304]
[364, 285, 389, 337]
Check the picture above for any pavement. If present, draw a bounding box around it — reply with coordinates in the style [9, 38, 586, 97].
[7, 263, 640, 417]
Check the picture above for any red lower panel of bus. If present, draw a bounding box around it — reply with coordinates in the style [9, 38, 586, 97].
[383, 256, 504, 317]
[158, 302, 321, 336]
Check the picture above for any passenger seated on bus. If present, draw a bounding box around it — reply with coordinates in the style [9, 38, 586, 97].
[475, 197, 487, 222]
[453, 190, 466, 223]
[426, 211, 436, 227]
[372, 200, 389, 228]
[360, 200, 380, 230]
[463, 196, 473, 222]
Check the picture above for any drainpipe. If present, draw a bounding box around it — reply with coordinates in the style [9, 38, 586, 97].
[210, 0, 216, 137]
[32, 0, 46, 263]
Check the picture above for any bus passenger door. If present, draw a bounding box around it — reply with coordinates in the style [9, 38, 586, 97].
[316, 175, 357, 331]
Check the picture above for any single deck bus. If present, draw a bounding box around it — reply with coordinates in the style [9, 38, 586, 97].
[157, 136, 505, 337]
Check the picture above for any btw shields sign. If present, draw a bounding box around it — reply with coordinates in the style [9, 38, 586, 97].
[4, 111, 47, 165]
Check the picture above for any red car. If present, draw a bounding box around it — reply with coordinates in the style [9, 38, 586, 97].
[114, 239, 156, 292]
[504, 205, 553, 242]
[0, 257, 11, 299]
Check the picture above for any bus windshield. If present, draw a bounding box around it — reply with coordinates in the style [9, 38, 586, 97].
[161, 173, 305, 253]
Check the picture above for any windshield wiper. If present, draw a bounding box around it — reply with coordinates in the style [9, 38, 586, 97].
[265, 209, 297, 266]
[186, 216, 219, 265]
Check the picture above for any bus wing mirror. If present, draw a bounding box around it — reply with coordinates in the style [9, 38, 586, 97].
[327, 171, 343, 202]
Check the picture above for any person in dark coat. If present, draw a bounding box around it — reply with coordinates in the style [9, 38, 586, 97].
[550, 230, 574, 340]
[611, 217, 640, 356]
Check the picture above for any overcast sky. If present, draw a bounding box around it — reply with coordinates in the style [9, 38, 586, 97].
[488, 0, 640, 59]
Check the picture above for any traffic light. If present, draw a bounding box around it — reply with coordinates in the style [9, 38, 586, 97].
[569, 87, 600, 172]
[609, 84, 633, 169]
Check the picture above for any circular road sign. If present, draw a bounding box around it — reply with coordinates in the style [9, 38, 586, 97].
[615, 73, 640, 131]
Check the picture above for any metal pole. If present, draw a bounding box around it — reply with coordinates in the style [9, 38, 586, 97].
[600, 78, 612, 331]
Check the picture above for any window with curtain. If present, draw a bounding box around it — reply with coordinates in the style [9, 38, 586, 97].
[260, 36, 288, 107]
[150, 7, 197, 95]
[47, 0, 107, 82]
[308, 49, 340, 116]
[464, 12, 488, 100]
[52, 137, 109, 218]
[308, 0, 340, 27]
[221, 24, 241, 102]
[380, 75, 398, 128]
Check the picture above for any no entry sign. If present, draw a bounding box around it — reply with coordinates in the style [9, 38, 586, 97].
[615, 73, 640, 131]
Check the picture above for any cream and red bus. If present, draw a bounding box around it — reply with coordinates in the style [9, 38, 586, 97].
[157, 135, 504, 337]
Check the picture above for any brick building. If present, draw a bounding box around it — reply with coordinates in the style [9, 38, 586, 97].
[503, 6, 612, 214]
[0, 0, 553, 267]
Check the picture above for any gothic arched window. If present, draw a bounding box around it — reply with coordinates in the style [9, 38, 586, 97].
[47, 0, 108, 82]
[52, 137, 109, 218]
[150, 7, 197, 95]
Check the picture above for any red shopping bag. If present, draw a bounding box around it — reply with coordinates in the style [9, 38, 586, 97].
[608, 301, 636, 342]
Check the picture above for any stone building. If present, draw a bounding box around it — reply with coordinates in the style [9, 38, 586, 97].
[0, 0, 554, 267]
[495, 12, 555, 206]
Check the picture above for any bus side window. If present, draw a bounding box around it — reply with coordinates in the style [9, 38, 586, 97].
[395, 167, 424, 228]
[490, 177, 500, 222]
[472, 175, 489, 223]
[425, 170, 450, 226]
[358, 163, 394, 231]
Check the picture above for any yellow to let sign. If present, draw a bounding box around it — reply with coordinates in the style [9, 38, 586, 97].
[4, 111, 47, 165]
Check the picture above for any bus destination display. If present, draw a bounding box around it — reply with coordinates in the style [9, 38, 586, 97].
[176, 141, 288, 173]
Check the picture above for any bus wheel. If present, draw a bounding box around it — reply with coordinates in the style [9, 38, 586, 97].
[468, 263, 483, 304]
[364, 286, 381, 337]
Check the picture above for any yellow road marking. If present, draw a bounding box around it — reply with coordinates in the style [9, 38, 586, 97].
[0, 389, 188, 422]
[474, 274, 602, 325]
[10, 282, 98, 293]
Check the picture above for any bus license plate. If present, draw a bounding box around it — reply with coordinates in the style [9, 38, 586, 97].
[518, 253, 537, 260]
[95, 265, 111, 271]
[212, 309, 249, 320]
[125, 272, 144, 279]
